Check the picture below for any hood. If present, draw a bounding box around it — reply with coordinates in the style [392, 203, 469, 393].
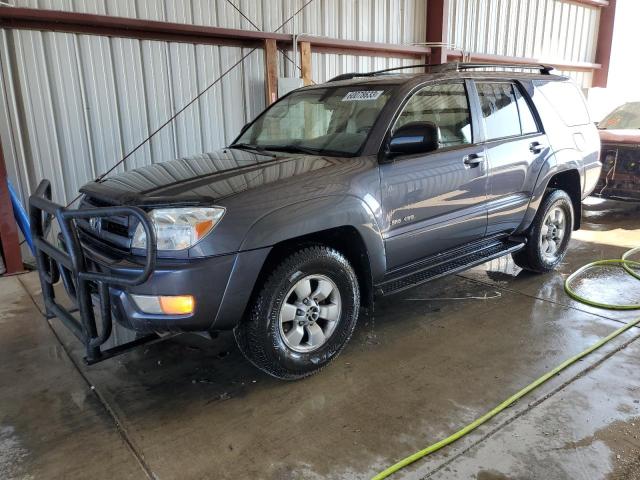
[79, 148, 341, 206]
[598, 129, 640, 145]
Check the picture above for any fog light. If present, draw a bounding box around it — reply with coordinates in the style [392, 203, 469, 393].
[131, 294, 195, 315]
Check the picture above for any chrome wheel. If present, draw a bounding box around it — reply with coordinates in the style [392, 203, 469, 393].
[278, 274, 342, 353]
[539, 206, 566, 261]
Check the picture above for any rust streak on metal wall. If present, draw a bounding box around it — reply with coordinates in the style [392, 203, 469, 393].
[592, 0, 616, 87]
[0, 138, 22, 274]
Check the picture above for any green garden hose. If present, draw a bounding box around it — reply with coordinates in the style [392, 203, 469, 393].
[373, 247, 640, 480]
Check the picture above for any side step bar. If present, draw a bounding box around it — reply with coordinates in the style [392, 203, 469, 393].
[376, 238, 525, 296]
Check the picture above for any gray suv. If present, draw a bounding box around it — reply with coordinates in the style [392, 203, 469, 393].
[30, 63, 601, 379]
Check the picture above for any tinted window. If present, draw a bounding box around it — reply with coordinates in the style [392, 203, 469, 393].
[477, 82, 540, 139]
[395, 82, 472, 148]
[515, 87, 539, 134]
[477, 83, 521, 139]
[535, 80, 591, 126]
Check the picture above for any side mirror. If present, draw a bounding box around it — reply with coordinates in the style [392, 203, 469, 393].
[388, 121, 439, 157]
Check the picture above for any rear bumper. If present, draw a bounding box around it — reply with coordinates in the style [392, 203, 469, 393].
[81, 240, 269, 332]
[583, 160, 602, 199]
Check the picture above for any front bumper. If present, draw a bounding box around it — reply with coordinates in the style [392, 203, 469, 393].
[594, 144, 640, 200]
[81, 239, 269, 332]
[29, 179, 269, 364]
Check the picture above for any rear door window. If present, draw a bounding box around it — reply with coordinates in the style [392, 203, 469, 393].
[476, 82, 540, 140]
[477, 83, 521, 139]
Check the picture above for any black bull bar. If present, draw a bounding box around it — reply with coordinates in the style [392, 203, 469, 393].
[28, 179, 162, 364]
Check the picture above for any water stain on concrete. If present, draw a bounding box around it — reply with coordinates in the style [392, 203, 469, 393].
[4, 198, 640, 479]
[0, 425, 31, 480]
[562, 417, 640, 480]
[475, 470, 513, 480]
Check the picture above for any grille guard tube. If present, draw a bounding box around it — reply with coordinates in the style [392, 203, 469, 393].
[28, 179, 161, 364]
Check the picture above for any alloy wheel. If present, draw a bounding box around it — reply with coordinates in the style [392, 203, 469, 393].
[278, 274, 342, 353]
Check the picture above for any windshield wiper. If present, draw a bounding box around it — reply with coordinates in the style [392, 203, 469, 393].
[228, 143, 276, 156]
[259, 144, 322, 155]
[260, 144, 350, 157]
[231, 143, 349, 157]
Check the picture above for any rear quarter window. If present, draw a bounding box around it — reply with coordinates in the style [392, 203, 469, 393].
[534, 80, 591, 127]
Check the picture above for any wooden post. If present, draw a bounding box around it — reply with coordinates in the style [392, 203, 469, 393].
[299, 40, 312, 85]
[0, 139, 23, 274]
[298, 41, 314, 137]
[592, 0, 617, 88]
[263, 38, 278, 105]
[426, 0, 450, 65]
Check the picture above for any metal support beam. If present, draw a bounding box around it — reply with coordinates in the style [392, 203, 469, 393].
[446, 50, 601, 73]
[0, 6, 288, 47]
[264, 39, 278, 105]
[296, 35, 430, 59]
[567, 0, 609, 7]
[0, 7, 430, 59]
[0, 139, 23, 274]
[426, 0, 450, 64]
[299, 41, 312, 86]
[592, 0, 617, 87]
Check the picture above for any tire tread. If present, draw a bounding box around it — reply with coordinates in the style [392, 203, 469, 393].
[235, 246, 360, 380]
[512, 189, 574, 273]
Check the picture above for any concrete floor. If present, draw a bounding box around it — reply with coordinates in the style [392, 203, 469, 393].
[1, 198, 640, 480]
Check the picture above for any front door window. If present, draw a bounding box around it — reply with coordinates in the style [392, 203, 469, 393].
[394, 82, 473, 149]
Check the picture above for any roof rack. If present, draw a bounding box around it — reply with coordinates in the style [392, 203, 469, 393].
[327, 63, 440, 82]
[327, 61, 554, 82]
[432, 62, 555, 74]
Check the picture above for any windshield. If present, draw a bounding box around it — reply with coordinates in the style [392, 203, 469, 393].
[599, 102, 640, 130]
[233, 85, 395, 156]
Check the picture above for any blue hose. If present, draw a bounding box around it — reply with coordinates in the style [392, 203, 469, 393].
[7, 180, 33, 254]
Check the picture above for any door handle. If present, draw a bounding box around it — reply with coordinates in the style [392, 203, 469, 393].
[463, 153, 484, 168]
[529, 141, 545, 154]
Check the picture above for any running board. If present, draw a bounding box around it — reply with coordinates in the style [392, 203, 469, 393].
[377, 239, 525, 296]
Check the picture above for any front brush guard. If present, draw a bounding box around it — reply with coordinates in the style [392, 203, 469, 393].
[29, 179, 159, 364]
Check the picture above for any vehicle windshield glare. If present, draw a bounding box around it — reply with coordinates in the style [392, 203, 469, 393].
[234, 86, 395, 156]
[599, 102, 640, 130]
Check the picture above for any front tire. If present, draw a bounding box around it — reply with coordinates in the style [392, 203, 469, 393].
[512, 189, 574, 273]
[235, 246, 360, 380]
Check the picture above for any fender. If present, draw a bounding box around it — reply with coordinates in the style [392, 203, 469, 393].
[239, 194, 386, 281]
[516, 149, 582, 233]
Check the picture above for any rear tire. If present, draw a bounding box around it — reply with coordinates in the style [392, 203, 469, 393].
[234, 246, 360, 380]
[512, 189, 574, 273]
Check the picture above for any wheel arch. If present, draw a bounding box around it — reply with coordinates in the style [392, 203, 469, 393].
[519, 165, 583, 232]
[546, 169, 582, 230]
[238, 195, 386, 315]
[249, 226, 376, 316]
[239, 195, 385, 278]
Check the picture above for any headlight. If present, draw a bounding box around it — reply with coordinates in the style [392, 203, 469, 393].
[132, 207, 225, 251]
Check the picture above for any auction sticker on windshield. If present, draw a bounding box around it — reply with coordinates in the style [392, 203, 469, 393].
[342, 90, 384, 101]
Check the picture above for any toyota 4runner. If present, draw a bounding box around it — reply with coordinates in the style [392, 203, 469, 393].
[30, 62, 601, 379]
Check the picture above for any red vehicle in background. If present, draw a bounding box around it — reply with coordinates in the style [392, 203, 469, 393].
[595, 102, 640, 201]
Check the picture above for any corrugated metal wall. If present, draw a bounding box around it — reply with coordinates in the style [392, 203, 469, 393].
[0, 0, 603, 224]
[448, 0, 600, 88]
[0, 0, 426, 210]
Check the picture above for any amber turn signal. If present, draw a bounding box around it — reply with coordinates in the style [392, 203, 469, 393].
[159, 295, 195, 315]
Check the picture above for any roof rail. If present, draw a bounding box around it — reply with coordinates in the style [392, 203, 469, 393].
[326, 61, 554, 83]
[431, 62, 555, 74]
[327, 63, 440, 82]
